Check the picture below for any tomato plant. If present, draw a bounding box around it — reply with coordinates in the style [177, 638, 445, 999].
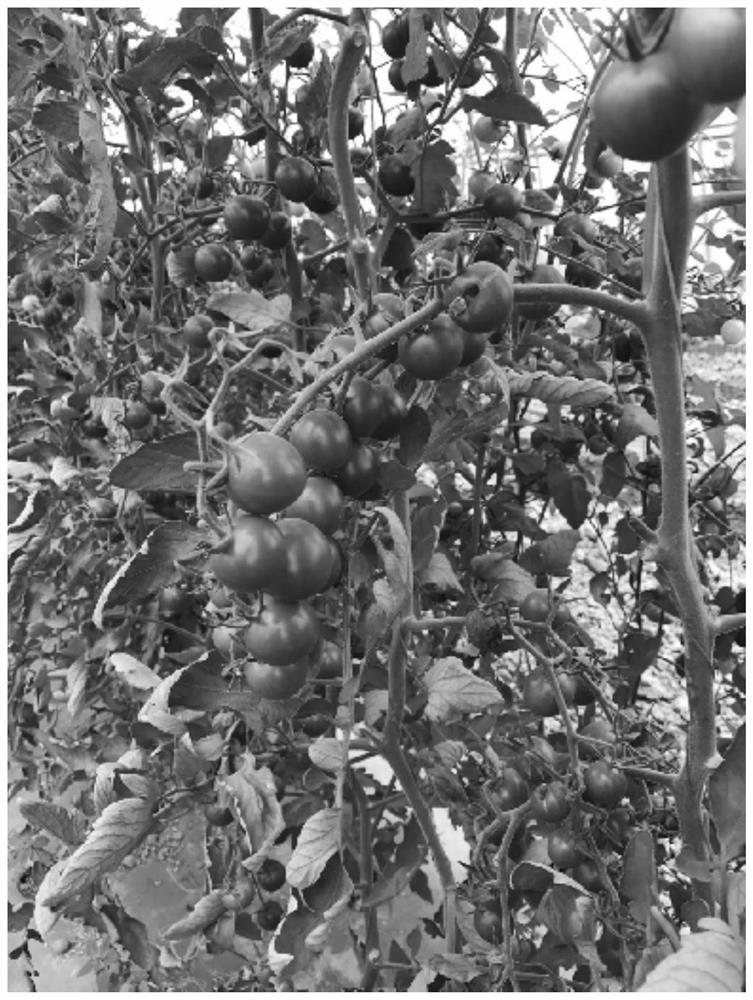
[398, 314, 465, 380]
[274, 156, 318, 202]
[290, 410, 354, 473]
[267, 517, 337, 600]
[227, 432, 307, 516]
[223, 195, 272, 240]
[244, 598, 320, 665]
[444, 261, 514, 332]
[583, 761, 628, 809]
[208, 515, 287, 594]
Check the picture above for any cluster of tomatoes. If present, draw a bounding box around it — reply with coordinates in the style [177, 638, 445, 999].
[592, 8, 745, 162]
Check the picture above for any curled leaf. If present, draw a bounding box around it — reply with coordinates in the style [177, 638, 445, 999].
[162, 888, 226, 940]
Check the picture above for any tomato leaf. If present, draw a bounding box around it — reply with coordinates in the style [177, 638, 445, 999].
[601, 449, 628, 499]
[361, 816, 426, 907]
[18, 801, 86, 847]
[637, 918, 744, 993]
[423, 657, 504, 721]
[163, 889, 226, 940]
[420, 551, 463, 594]
[620, 830, 657, 923]
[546, 459, 590, 528]
[108, 652, 161, 691]
[225, 753, 285, 863]
[286, 807, 341, 891]
[206, 289, 292, 332]
[519, 529, 580, 577]
[708, 723, 745, 860]
[411, 500, 444, 574]
[308, 737, 343, 774]
[462, 86, 548, 126]
[109, 432, 202, 493]
[614, 402, 660, 448]
[397, 404, 431, 468]
[79, 109, 118, 272]
[405, 139, 459, 216]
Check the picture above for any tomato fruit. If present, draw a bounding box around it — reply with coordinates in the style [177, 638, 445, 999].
[227, 432, 306, 516]
[205, 804, 234, 827]
[260, 211, 292, 250]
[287, 37, 315, 68]
[553, 212, 597, 242]
[140, 372, 163, 398]
[398, 313, 465, 380]
[547, 830, 583, 868]
[209, 515, 287, 594]
[521, 668, 558, 717]
[489, 767, 530, 811]
[591, 53, 706, 162]
[255, 900, 284, 931]
[456, 57, 483, 89]
[583, 760, 628, 808]
[566, 252, 606, 288]
[267, 517, 336, 600]
[595, 148, 623, 179]
[468, 170, 497, 202]
[332, 442, 380, 498]
[444, 261, 514, 333]
[185, 167, 214, 199]
[482, 182, 523, 220]
[474, 905, 502, 944]
[458, 331, 488, 367]
[223, 195, 271, 240]
[381, 15, 409, 58]
[517, 264, 564, 321]
[530, 781, 570, 823]
[194, 243, 234, 282]
[473, 116, 507, 145]
[124, 400, 152, 430]
[378, 155, 415, 197]
[720, 318, 745, 345]
[371, 386, 407, 439]
[388, 59, 407, 92]
[381, 228, 414, 281]
[182, 313, 213, 350]
[256, 858, 286, 892]
[473, 233, 504, 265]
[343, 377, 385, 438]
[663, 8, 745, 104]
[282, 476, 344, 536]
[520, 589, 551, 621]
[316, 640, 343, 680]
[290, 409, 354, 473]
[244, 597, 320, 665]
[348, 106, 364, 139]
[305, 170, 340, 214]
[274, 157, 317, 203]
[571, 859, 602, 892]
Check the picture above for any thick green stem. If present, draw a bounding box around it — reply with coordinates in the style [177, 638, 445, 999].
[514, 282, 648, 326]
[327, 20, 372, 303]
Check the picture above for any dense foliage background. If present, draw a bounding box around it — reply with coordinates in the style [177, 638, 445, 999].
[8, 6, 746, 992]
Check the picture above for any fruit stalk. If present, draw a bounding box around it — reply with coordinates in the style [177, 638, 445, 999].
[271, 297, 443, 436]
[327, 20, 372, 302]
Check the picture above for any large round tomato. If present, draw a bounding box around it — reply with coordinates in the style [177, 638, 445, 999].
[282, 476, 344, 535]
[591, 53, 707, 162]
[443, 262, 514, 333]
[194, 244, 234, 282]
[381, 14, 409, 58]
[521, 668, 558, 717]
[260, 211, 293, 250]
[547, 830, 583, 868]
[209, 515, 286, 593]
[530, 781, 571, 823]
[244, 658, 309, 700]
[227, 432, 306, 515]
[182, 313, 213, 350]
[266, 517, 335, 600]
[489, 767, 530, 811]
[720, 318, 745, 345]
[244, 597, 320, 665]
[378, 155, 415, 197]
[519, 589, 551, 622]
[223, 195, 271, 240]
[474, 905, 502, 944]
[371, 386, 407, 439]
[482, 182, 523, 220]
[332, 442, 380, 498]
[316, 640, 343, 680]
[583, 760, 628, 808]
[290, 409, 353, 473]
[663, 8, 745, 104]
[398, 313, 465, 380]
[517, 265, 564, 321]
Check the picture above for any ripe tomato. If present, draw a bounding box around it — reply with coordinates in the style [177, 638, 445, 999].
[572, 858, 602, 892]
[290, 410, 354, 473]
[244, 597, 320, 665]
[227, 432, 307, 516]
[443, 262, 514, 333]
[332, 442, 380, 498]
[517, 264, 564, 321]
[530, 781, 571, 824]
[343, 377, 385, 438]
[305, 169, 340, 214]
[456, 57, 483, 89]
[388, 59, 407, 93]
[245, 657, 309, 700]
[260, 211, 292, 250]
[316, 640, 343, 680]
[547, 830, 583, 868]
[520, 589, 551, 622]
[255, 899, 284, 930]
[371, 386, 407, 439]
[663, 8, 745, 104]
[274, 156, 317, 203]
[458, 331, 489, 367]
[185, 167, 214, 199]
[720, 318, 745, 345]
[348, 106, 364, 139]
[194, 244, 234, 282]
[381, 229, 414, 283]
[267, 517, 335, 600]
[381, 15, 409, 58]
[286, 37, 315, 69]
[591, 53, 706, 162]
[378, 155, 415, 197]
[553, 212, 597, 242]
[473, 116, 507, 145]
[489, 767, 530, 811]
[595, 148, 623, 179]
[482, 182, 523, 220]
[566, 252, 607, 288]
[223, 195, 271, 240]
[282, 476, 344, 536]
[474, 233, 504, 265]
[182, 313, 213, 350]
[398, 313, 465, 380]
[521, 668, 558, 717]
[256, 858, 286, 892]
[209, 515, 287, 594]
[583, 760, 628, 808]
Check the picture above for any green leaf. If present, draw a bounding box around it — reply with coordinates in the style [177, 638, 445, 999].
[462, 86, 548, 126]
[286, 807, 341, 891]
[361, 816, 426, 907]
[405, 140, 459, 216]
[109, 432, 202, 493]
[423, 657, 504, 721]
[614, 402, 659, 448]
[79, 109, 118, 272]
[600, 450, 627, 499]
[637, 919, 744, 992]
[519, 529, 580, 577]
[546, 458, 590, 529]
[620, 830, 657, 923]
[31, 100, 80, 143]
[708, 723, 745, 860]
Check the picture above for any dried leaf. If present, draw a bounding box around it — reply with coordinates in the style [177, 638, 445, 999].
[620, 830, 657, 923]
[37, 798, 153, 909]
[361, 816, 426, 907]
[508, 372, 615, 407]
[308, 737, 343, 774]
[109, 652, 161, 691]
[286, 808, 341, 891]
[225, 753, 285, 864]
[78, 109, 118, 271]
[637, 919, 744, 992]
[614, 402, 660, 449]
[419, 551, 462, 593]
[162, 889, 226, 940]
[19, 801, 86, 847]
[206, 290, 292, 332]
[423, 657, 504, 722]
